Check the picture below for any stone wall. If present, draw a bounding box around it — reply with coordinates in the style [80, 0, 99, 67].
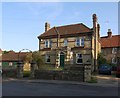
[34, 65, 91, 82]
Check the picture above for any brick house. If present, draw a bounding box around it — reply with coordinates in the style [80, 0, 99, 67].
[0, 51, 30, 71]
[100, 29, 120, 65]
[38, 14, 101, 72]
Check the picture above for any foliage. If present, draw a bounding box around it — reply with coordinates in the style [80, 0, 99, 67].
[24, 51, 44, 69]
[2, 68, 17, 77]
[97, 53, 107, 66]
[87, 76, 98, 83]
[23, 71, 30, 77]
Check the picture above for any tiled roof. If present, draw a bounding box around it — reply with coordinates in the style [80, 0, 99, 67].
[100, 35, 120, 48]
[38, 23, 92, 39]
[1, 51, 28, 62]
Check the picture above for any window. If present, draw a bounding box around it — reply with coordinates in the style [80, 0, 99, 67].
[45, 40, 52, 48]
[76, 38, 84, 46]
[81, 38, 84, 46]
[76, 38, 80, 46]
[64, 39, 68, 46]
[112, 57, 117, 64]
[45, 40, 49, 48]
[50, 40, 52, 48]
[46, 55, 50, 63]
[76, 54, 83, 64]
[9, 62, 13, 66]
[112, 48, 117, 54]
[0, 62, 2, 66]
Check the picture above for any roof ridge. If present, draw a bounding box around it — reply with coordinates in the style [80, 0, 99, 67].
[56, 23, 82, 28]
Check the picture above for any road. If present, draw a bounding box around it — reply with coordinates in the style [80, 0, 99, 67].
[2, 79, 118, 96]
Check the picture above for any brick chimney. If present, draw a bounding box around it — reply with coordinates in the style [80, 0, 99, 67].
[93, 14, 97, 29]
[107, 29, 112, 38]
[45, 22, 50, 32]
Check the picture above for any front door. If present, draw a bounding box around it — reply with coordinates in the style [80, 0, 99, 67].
[60, 53, 64, 68]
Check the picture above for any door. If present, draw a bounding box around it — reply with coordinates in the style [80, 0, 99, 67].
[60, 53, 65, 68]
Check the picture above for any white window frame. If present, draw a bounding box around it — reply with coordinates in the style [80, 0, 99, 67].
[45, 40, 49, 48]
[112, 57, 117, 64]
[76, 53, 83, 64]
[76, 38, 84, 47]
[9, 62, 13, 66]
[45, 40, 52, 48]
[50, 40, 52, 48]
[64, 39, 68, 46]
[112, 48, 117, 54]
[45, 55, 50, 63]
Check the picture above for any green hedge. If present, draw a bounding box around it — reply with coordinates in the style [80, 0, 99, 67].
[2, 69, 17, 78]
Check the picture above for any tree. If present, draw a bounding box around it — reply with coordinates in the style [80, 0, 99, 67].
[97, 53, 107, 66]
[24, 51, 44, 69]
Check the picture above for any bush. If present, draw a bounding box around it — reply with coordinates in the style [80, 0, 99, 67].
[2, 69, 17, 78]
[87, 76, 98, 83]
[23, 71, 30, 77]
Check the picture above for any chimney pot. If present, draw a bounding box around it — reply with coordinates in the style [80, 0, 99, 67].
[107, 29, 112, 38]
[45, 22, 50, 32]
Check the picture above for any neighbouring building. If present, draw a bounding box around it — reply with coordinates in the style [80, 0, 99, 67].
[100, 29, 120, 65]
[38, 14, 101, 72]
[0, 49, 2, 70]
[0, 50, 30, 71]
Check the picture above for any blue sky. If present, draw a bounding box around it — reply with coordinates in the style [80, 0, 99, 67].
[1, 2, 118, 52]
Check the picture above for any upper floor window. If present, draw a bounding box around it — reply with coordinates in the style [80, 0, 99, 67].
[64, 39, 68, 46]
[50, 40, 52, 48]
[112, 48, 117, 54]
[81, 38, 84, 46]
[45, 40, 52, 48]
[76, 53, 83, 64]
[76, 38, 84, 47]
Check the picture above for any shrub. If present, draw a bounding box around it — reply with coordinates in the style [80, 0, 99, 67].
[87, 76, 98, 83]
[23, 71, 30, 77]
[2, 68, 17, 78]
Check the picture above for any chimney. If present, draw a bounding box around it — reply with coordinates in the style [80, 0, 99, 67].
[93, 14, 97, 29]
[45, 22, 50, 32]
[97, 23, 100, 39]
[107, 29, 112, 38]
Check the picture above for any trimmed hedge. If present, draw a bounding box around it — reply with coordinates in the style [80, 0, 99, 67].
[2, 69, 17, 78]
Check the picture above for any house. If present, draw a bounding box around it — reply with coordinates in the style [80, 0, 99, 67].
[1, 50, 30, 71]
[38, 14, 101, 72]
[100, 29, 120, 65]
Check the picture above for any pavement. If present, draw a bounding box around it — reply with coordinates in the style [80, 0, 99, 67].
[2, 75, 120, 87]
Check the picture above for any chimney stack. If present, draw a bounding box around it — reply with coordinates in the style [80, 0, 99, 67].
[107, 29, 112, 38]
[45, 22, 50, 32]
[93, 14, 97, 29]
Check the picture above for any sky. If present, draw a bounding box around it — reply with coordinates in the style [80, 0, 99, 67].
[1, 1, 119, 52]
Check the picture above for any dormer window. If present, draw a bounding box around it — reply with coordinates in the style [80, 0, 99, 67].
[76, 38, 84, 47]
[45, 39, 52, 48]
[64, 39, 68, 46]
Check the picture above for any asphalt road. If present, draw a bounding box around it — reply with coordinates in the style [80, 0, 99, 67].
[2, 79, 118, 96]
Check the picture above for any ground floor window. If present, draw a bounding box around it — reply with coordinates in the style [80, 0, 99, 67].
[9, 62, 13, 66]
[112, 57, 117, 64]
[76, 53, 83, 64]
[45, 55, 50, 63]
